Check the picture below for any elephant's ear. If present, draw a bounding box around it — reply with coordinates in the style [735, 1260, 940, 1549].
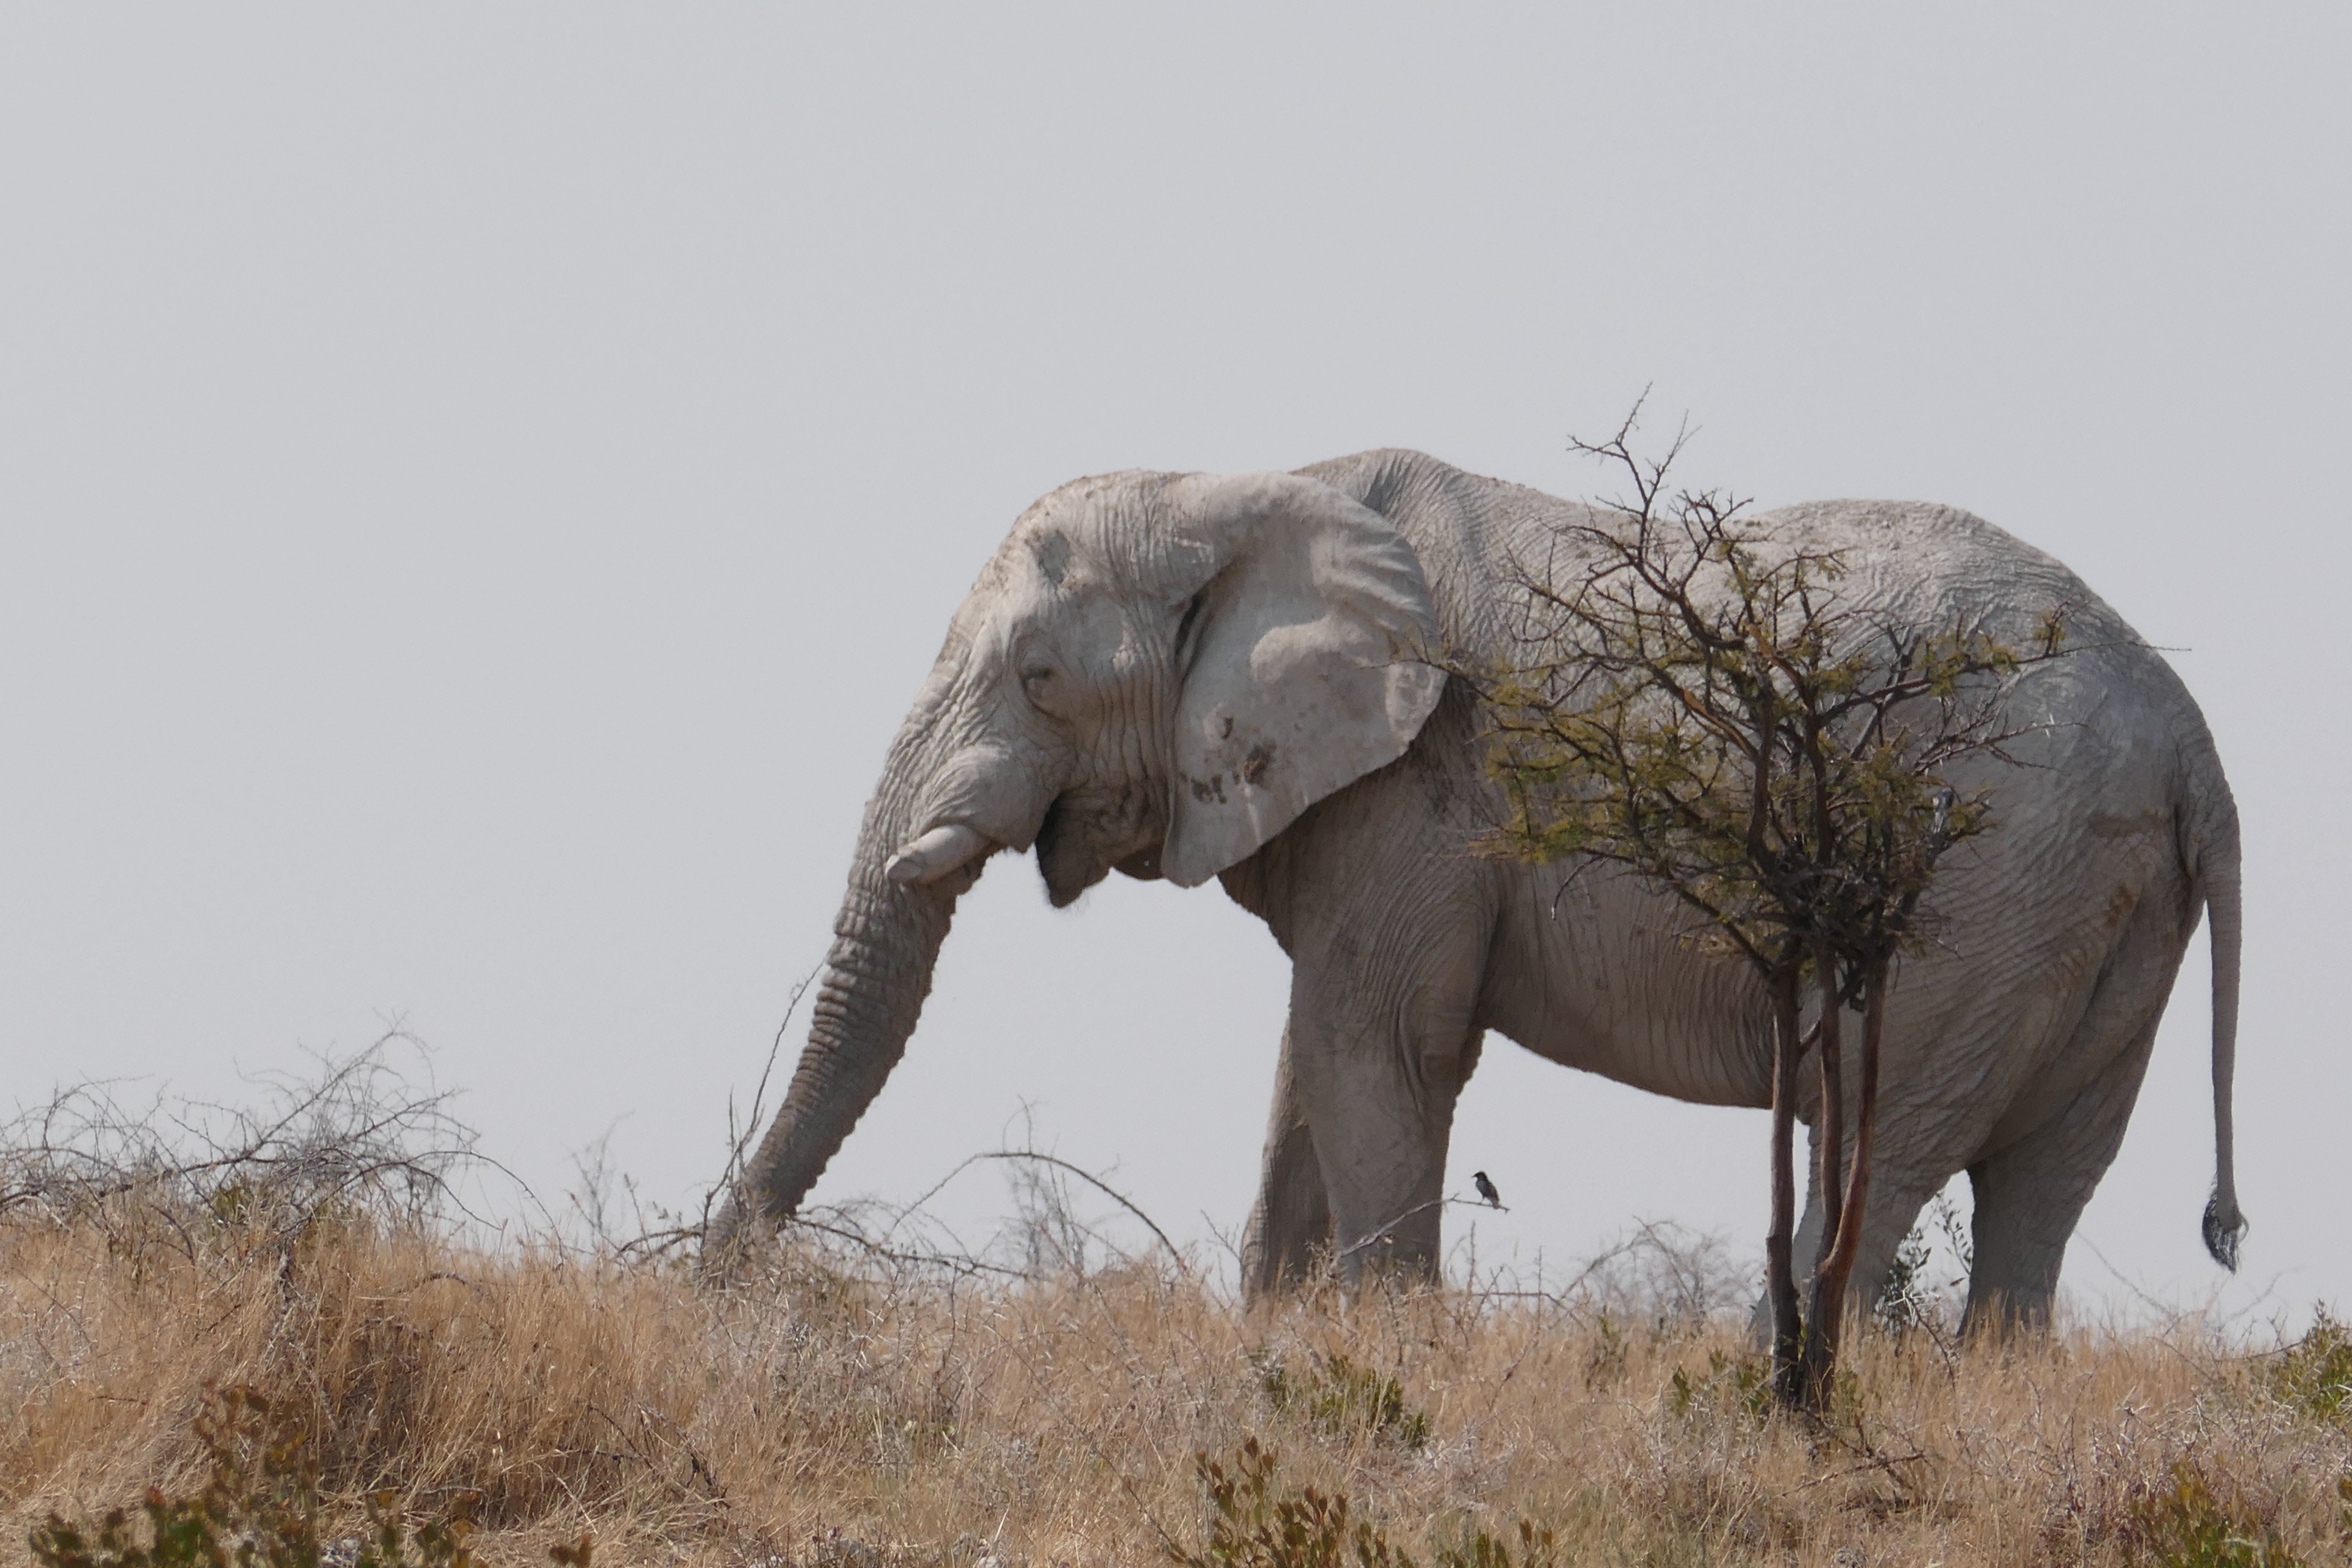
[1157, 472, 1446, 888]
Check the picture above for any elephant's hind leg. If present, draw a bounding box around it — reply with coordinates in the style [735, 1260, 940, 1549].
[1963, 1015, 2164, 1331]
[1242, 1026, 1335, 1297]
[1963, 886, 2191, 1331]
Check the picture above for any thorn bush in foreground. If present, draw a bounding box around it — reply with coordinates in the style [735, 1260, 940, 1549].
[27, 1384, 590, 1568]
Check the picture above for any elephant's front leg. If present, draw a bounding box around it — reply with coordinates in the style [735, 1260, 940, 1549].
[1241, 1026, 1335, 1298]
[1287, 930, 1488, 1288]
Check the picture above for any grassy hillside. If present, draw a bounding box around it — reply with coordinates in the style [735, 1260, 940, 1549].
[3, 1052, 2343, 1565]
[4, 1197, 2348, 1566]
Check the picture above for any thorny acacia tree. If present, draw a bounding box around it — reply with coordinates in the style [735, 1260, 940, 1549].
[1473, 411, 2070, 1407]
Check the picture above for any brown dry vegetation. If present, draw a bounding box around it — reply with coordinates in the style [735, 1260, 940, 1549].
[4, 1197, 2349, 1568]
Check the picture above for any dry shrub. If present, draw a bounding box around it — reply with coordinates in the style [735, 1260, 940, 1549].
[0, 1034, 478, 1241]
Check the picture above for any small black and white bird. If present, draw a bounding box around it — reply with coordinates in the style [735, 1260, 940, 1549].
[1472, 1170, 1502, 1208]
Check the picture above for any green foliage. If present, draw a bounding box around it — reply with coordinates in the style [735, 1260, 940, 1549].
[1875, 1223, 1937, 1333]
[1173, 1438, 1401, 1568]
[29, 1384, 331, 1568]
[1875, 1193, 1972, 1333]
[2127, 1462, 2302, 1568]
[1256, 1353, 1430, 1452]
[205, 1180, 256, 1231]
[2268, 1308, 2352, 1424]
[26, 1383, 590, 1568]
[1581, 1311, 1628, 1390]
[1172, 1439, 1555, 1568]
[1666, 1348, 1775, 1425]
[1426, 1526, 1556, 1568]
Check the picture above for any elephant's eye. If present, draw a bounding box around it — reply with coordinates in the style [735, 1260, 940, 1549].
[1020, 666, 1058, 705]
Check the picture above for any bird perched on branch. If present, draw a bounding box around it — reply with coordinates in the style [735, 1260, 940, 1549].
[1472, 1170, 1502, 1208]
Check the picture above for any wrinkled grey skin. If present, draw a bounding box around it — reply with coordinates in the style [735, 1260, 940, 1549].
[710, 451, 2244, 1329]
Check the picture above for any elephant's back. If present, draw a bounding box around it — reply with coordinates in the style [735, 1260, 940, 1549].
[1760, 498, 2220, 792]
[1311, 449, 2223, 880]
[1310, 450, 2117, 650]
[1306, 451, 2202, 750]
[1752, 497, 2129, 653]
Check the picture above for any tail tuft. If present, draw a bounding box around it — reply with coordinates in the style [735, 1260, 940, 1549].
[2202, 1189, 2247, 1272]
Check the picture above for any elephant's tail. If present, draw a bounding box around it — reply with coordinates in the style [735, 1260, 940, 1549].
[2186, 739, 2246, 1271]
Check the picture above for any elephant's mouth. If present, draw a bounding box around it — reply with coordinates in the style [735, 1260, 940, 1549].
[1035, 787, 1166, 906]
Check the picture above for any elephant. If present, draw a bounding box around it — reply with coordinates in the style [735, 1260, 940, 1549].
[711, 448, 2244, 1328]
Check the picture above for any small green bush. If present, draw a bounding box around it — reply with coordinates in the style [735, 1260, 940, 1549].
[26, 1383, 589, 1568]
[1874, 1223, 1937, 1333]
[1172, 1439, 1553, 1568]
[1666, 1348, 1775, 1424]
[1256, 1354, 1430, 1452]
[1876, 1194, 1971, 1334]
[2269, 1309, 2352, 1425]
[2127, 1461, 2300, 1568]
[1173, 1436, 1398, 1568]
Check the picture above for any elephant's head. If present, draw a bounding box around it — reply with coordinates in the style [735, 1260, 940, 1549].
[707, 468, 1446, 1250]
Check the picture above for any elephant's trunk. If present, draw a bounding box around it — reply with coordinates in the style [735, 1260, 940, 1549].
[732, 882, 954, 1224]
[704, 723, 978, 1262]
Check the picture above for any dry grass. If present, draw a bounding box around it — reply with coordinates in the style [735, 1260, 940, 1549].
[3, 1196, 2348, 1568]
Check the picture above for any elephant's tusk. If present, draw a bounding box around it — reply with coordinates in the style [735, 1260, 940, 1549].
[885, 823, 993, 885]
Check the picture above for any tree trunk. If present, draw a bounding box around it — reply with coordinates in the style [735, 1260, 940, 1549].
[1765, 968, 1807, 1405]
[1799, 960, 1886, 1408]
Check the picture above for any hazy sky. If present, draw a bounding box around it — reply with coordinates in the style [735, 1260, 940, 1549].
[3, 6, 2344, 1317]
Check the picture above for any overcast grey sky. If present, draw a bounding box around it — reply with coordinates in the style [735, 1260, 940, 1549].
[3, 6, 2344, 1315]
